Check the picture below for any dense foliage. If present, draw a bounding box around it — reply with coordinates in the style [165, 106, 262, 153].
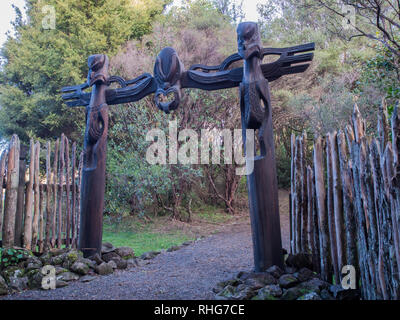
[0, 0, 398, 219]
[0, 0, 168, 143]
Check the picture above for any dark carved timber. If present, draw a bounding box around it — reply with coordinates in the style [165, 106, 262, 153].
[78, 54, 110, 257]
[237, 22, 283, 271]
[61, 22, 314, 268]
[61, 43, 314, 108]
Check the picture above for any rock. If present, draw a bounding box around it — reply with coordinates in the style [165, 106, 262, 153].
[257, 285, 283, 299]
[285, 253, 313, 270]
[95, 262, 114, 275]
[298, 278, 330, 294]
[101, 242, 115, 254]
[50, 248, 68, 256]
[294, 268, 315, 282]
[115, 259, 128, 269]
[88, 253, 104, 265]
[218, 285, 236, 299]
[9, 276, 28, 292]
[1, 266, 25, 282]
[78, 258, 96, 269]
[39, 252, 53, 265]
[26, 259, 43, 272]
[243, 278, 265, 290]
[80, 275, 97, 283]
[57, 271, 80, 282]
[167, 245, 181, 252]
[126, 258, 139, 268]
[102, 252, 121, 263]
[278, 274, 300, 289]
[0, 276, 9, 295]
[221, 279, 241, 287]
[62, 250, 83, 269]
[329, 285, 360, 300]
[266, 265, 284, 278]
[70, 262, 89, 275]
[136, 259, 150, 267]
[232, 287, 255, 300]
[281, 287, 308, 300]
[215, 294, 229, 300]
[56, 280, 69, 288]
[115, 247, 135, 259]
[140, 251, 161, 260]
[298, 292, 322, 300]
[27, 270, 43, 289]
[284, 266, 297, 274]
[320, 289, 334, 300]
[55, 267, 68, 275]
[50, 254, 64, 266]
[108, 260, 117, 270]
[182, 241, 193, 246]
[238, 272, 277, 286]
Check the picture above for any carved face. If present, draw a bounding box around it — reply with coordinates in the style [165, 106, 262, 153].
[153, 47, 184, 113]
[237, 22, 262, 60]
[87, 54, 109, 86]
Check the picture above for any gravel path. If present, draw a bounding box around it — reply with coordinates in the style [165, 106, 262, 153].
[1, 203, 290, 300]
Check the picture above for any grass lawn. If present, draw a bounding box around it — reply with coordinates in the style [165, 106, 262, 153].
[101, 202, 248, 257]
[102, 229, 194, 257]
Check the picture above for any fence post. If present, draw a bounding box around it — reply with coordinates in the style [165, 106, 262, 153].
[65, 136, 71, 248]
[0, 150, 8, 236]
[2, 135, 20, 248]
[71, 142, 77, 248]
[51, 139, 59, 248]
[313, 136, 331, 282]
[15, 144, 28, 247]
[31, 141, 41, 250]
[23, 139, 35, 250]
[57, 135, 65, 248]
[44, 141, 52, 251]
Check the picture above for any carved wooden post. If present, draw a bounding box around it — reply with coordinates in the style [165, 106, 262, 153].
[237, 22, 283, 270]
[78, 54, 110, 257]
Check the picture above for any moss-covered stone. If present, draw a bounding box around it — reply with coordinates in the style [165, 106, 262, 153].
[0, 276, 8, 295]
[281, 287, 310, 300]
[1, 266, 25, 282]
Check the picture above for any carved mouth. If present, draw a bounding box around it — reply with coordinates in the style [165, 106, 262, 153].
[155, 87, 180, 113]
[244, 43, 261, 60]
[89, 72, 108, 86]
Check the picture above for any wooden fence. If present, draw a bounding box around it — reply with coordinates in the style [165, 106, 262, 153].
[0, 134, 83, 253]
[290, 102, 400, 300]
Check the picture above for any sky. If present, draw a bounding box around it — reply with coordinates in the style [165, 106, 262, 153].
[0, 0, 26, 47]
[0, 0, 263, 48]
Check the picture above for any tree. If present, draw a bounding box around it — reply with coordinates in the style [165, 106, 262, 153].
[312, 0, 400, 58]
[0, 0, 169, 143]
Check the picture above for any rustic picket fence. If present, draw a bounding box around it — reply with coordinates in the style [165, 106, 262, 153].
[290, 101, 400, 300]
[0, 134, 83, 253]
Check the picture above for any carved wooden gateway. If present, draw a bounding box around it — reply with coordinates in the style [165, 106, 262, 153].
[62, 22, 314, 271]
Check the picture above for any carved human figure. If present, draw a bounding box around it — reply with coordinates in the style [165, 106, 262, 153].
[237, 22, 283, 270]
[79, 54, 110, 257]
[153, 47, 184, 113]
